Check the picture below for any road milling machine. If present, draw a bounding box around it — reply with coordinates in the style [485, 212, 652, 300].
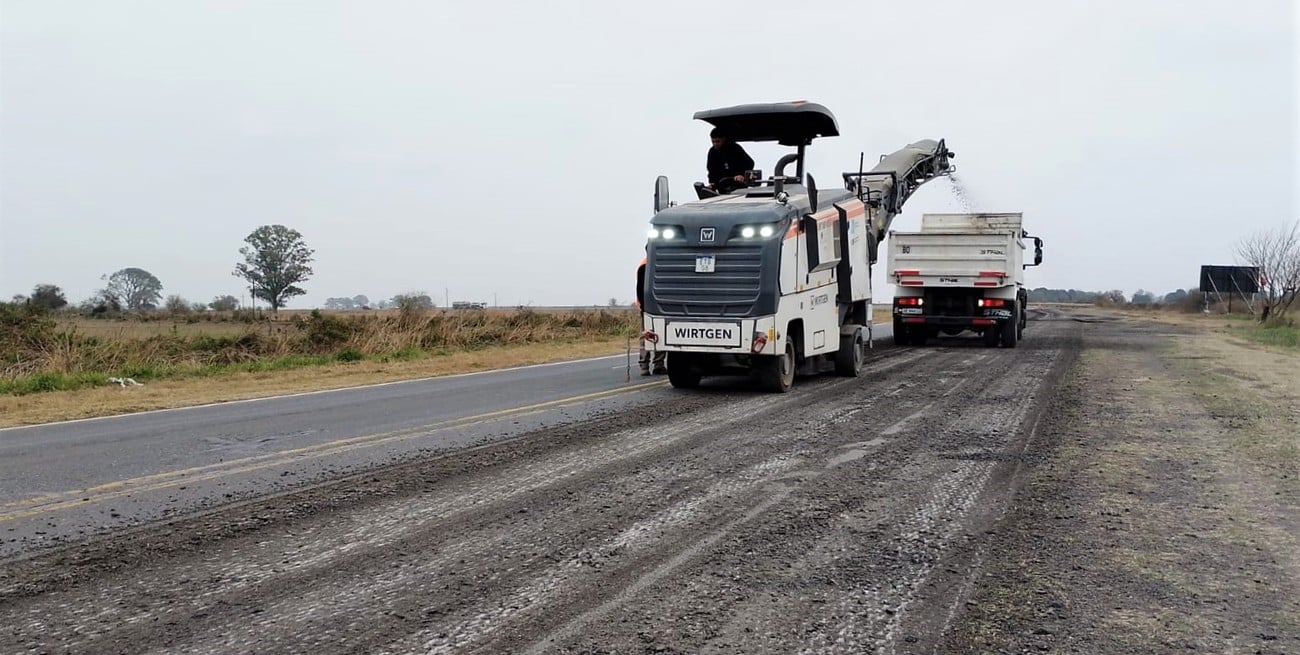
[641, 101, 954, 391]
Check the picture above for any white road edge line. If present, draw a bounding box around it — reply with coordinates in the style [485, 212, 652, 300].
[0, 354, 630, 433]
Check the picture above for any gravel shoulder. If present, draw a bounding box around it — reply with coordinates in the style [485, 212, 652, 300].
[939, 312, 1300, 654]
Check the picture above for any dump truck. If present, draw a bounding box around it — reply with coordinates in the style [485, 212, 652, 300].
[887, 213, 1044, 347]
[641, 101, 954, 391]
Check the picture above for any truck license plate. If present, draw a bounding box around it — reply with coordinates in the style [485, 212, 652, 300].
[695, 255, 715, 273]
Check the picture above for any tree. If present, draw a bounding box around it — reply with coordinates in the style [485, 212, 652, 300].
[324, 297, 356, 310]
[1235, 221, 1300, 322]
[392, 292, 434, 311]
[233, 225, 315, 313]
[82, 289, 123, 317]
[1131, 289, 1155, 305]
[164, 294, 191, 315]
[352, 294, 370, 309]
[103, 267, 163, 310]
[29, 284, 68, 311]
[1094, 289, 1127, 307]
[209, 295, 239, 311]
[1163, 289, 1188, 304]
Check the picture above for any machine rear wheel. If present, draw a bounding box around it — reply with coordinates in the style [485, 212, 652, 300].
[835, 327, 865, 377]
[666, 352, 701, 388]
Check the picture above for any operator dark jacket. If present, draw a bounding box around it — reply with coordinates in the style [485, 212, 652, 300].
[707, 142, 755, 185]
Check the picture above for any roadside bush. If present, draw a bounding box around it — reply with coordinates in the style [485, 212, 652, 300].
[1, 302, 55, 353]
[335, 347, 364, 362]
[301, 310, 358, 349]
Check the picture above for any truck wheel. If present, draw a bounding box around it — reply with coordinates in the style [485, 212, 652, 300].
[666, 352, 701, 388]
[757, 340, 796, 392]
[892, 319, 908, 346]
[835, 327, 865, 377]
[1018, 292, 1029, 339]
[983, 328, 999, 347]
[1001, 303, 1019, 348]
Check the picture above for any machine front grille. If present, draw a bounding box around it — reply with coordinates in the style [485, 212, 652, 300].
[650, 246, 763, 317]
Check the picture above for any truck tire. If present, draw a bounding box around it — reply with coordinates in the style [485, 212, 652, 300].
[835, 327, 865, 377]
[666, 352, 701, 388]
[757, 339, 796, 392]
[892, 319, 909, 346]
[1018, 291, 1028, 340]
[983, 327, 1000, 347]
[1001, 303, 1019, 348]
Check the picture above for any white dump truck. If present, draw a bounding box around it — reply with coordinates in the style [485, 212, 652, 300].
[887, 213, 1044, 347]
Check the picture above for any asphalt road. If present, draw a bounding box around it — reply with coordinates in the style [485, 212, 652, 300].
[0, 318, 1092, 655]
[0, 325, 895, 558]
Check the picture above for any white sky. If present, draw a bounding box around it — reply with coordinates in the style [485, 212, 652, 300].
[2, 0, 1297, 307]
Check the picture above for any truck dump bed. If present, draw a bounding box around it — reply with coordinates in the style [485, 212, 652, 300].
[886, 213, 1024, 289]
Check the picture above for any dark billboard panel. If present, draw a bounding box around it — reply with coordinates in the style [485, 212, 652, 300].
[1199, 265, 1260, 294]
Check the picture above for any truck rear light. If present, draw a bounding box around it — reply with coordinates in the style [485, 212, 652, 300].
[896, 297, 924, 306]
[902, 318, 925, 324]
[977, 298, 1006, 308]
[979, 270, 1007, 278]
[642, 330, 659, 344]
[894, 269, 920, 276]
[972, 318, 996, 325]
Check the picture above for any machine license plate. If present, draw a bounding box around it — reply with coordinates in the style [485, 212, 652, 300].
[695, 255, 715, 273]
[665, 321, 743, 347]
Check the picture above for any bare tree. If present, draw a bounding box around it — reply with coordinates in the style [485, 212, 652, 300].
[1235, 221, 1300, 322]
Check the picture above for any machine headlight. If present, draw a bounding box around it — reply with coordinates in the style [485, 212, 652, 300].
[736, 224, 780, 239]
[648, 226, 681, 240]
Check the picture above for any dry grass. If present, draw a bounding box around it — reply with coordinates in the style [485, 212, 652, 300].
[55, 318, 258, 339]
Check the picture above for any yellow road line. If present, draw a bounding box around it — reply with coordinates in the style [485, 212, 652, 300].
[0, 380, 666, 523]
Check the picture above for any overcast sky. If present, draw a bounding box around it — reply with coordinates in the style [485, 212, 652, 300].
[2, 0, 1297, 308]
